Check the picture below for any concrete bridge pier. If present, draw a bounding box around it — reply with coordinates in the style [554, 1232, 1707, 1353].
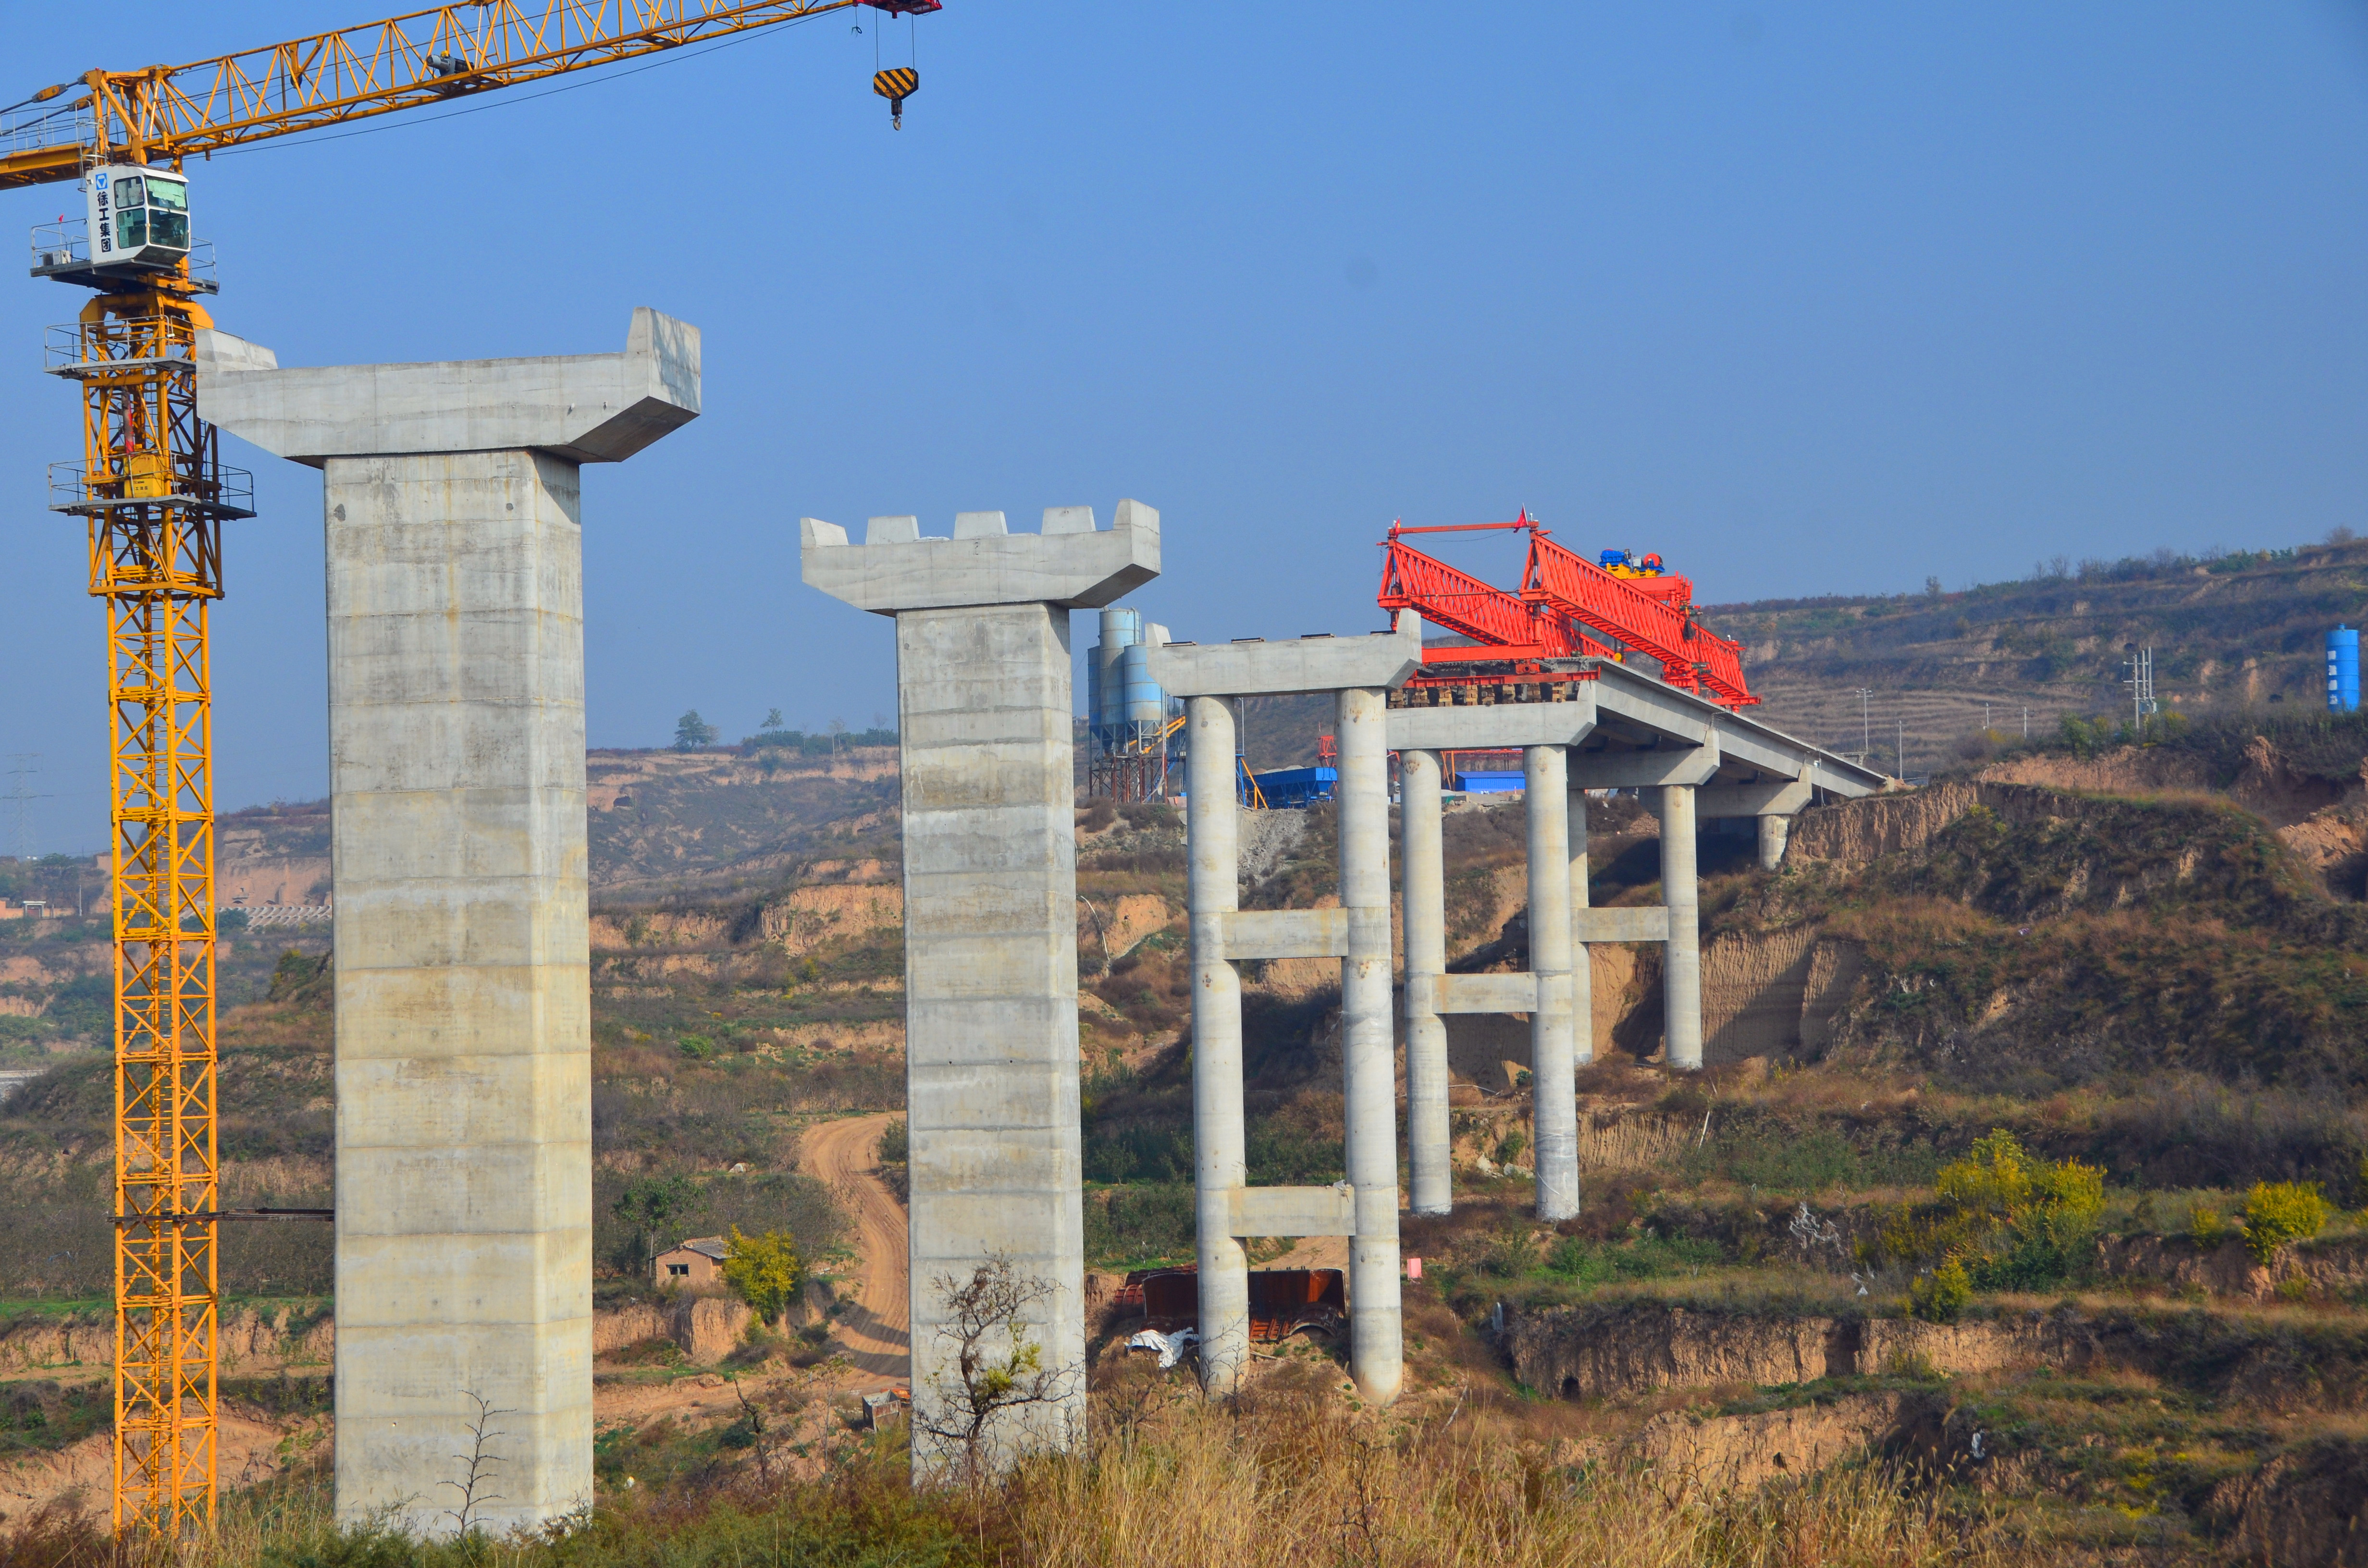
[803, 502, 1159, 1477]
[1152, 616, 1422, 1404]
[198, 309, 701, 1534]
[1522, 744, 1577, 1219]
[1385, 700, 1595, 1220]
[1398, 747, 1450, 1217]
[1567, 776, 1593, 1066]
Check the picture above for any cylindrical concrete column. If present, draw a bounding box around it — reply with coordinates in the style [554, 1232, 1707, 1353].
[1758, 812, 1791, 871]
[1525, 746, 1577, 1220]
[1661, 784, 1703, 1070]
[1186, 696, 1249, 1394]
[1401, 748, 1450, 1216]
[1338, 686, 1403, 1406]
[1567, 781, 1592, 1068]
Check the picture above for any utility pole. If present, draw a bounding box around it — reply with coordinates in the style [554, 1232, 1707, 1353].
[1897, 718, 1907, 781]
[2023, 706, 2030, 738]
[1, 756, 50, 862]
[1852, 687, 1874, 764]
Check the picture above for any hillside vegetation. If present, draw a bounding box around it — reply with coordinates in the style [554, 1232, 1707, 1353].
[1700, 533, 2368, 765]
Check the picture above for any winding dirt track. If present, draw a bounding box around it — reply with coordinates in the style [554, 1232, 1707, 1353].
[799, 1112, 910, 1382]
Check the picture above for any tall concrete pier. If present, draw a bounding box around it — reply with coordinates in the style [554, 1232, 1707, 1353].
[199, 309, 700, 1532]
[802, 502, 1158, 1475]
[1151, 615, 1421, 1402]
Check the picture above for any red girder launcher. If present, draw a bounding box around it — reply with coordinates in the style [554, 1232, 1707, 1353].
[1375, 513, 1759, 710]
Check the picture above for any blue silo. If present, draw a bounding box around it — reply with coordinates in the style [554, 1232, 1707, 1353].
[1119, 641, 1164, 728]
[1091, 608, 1143, 742]
[2328, 627, 2360, 713]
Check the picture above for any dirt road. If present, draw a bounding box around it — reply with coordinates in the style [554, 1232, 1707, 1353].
[800, 1112, 909, 1382]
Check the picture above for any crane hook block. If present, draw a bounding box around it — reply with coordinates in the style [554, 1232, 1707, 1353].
[874, 67, 917, 128]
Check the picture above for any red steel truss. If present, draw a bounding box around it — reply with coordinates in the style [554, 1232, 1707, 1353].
[1374, 514, 1758, 710]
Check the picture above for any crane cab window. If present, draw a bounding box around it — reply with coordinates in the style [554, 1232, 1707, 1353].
[115, 205, 147, 249]
[115, 176, 145, 207]
[146, 180, 188, 247]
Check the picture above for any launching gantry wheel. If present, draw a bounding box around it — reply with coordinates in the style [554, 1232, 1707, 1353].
[874, 67, 918, 128]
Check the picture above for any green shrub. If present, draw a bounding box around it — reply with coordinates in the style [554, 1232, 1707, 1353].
[877, 1118, 908, 1165]
[721, 1226, 804, 1322]
[2239, 1181, 2329, 1264]
[1881, 1128, 2104, 1293]
[1544, 1234, 1725, 1285]
[2188, 1201, 2231, 1249]
[1907, 1258, 1973, 1323]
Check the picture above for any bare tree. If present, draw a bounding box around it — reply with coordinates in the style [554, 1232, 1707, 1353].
[440, 1391, 512, 1536]
[728, 1373, 779, 1484]
[913, 1253, 1074, 1483]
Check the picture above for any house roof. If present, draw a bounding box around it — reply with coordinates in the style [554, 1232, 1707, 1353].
[664, 1236, 729, 1262]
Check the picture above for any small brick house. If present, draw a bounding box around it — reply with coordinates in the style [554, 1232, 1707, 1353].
[654, 1235, 729, 1286]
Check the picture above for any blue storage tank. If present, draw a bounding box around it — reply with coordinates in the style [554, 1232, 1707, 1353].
[1091, 608, 1143, 740]
[2329, 626, 2360, 713]
[1119, 642, 1164, 727]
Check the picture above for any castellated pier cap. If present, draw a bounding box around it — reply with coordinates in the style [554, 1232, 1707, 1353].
[800, 499, 1159, 613]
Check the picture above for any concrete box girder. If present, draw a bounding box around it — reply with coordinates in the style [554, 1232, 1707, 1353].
[1695, 777, 1815, 818]
[1566, 742, 1723, 789]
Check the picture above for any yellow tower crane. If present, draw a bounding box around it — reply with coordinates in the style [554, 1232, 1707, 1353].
[0, 0, 947, 1537]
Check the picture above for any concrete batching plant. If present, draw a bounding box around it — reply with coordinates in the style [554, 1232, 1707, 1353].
[1085, 607, 1183, 800]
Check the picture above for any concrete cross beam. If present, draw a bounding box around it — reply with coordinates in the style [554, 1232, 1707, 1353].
[1383, 699, 1596, 752]
[1152, 612, 1422, 697]
[802, 502, 1160, 1478]
[800, 501, 1158, 614]
[194, 311, 701, 1536]
[196, 307, 699, 466]
[1151, 622, 1416, 1408]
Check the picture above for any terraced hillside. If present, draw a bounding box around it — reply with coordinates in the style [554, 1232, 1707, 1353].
[1700, 534, 2368, 765]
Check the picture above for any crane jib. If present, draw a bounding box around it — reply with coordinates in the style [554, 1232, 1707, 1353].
[0, 0, 953, 189]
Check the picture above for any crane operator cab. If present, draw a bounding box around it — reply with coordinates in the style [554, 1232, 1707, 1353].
[90, 166, 190, 270]
[32, 163, 211, 293]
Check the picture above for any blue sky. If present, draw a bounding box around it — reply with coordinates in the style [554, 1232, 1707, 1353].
[2, 2, 2365, 851]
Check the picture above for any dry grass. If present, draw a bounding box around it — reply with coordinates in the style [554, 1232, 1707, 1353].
[1013, 1396, 2022, 1568]
[4, 1392, 2060, 1568]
